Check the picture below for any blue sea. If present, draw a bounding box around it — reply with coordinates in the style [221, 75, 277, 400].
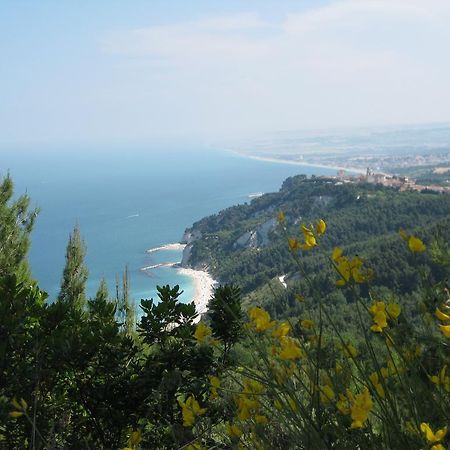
[0, 146, 337, 305]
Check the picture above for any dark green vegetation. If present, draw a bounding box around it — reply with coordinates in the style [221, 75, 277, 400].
[0, 174, 449, 448]
[184, 176, 450, 328]
[0, 176, 241, 449]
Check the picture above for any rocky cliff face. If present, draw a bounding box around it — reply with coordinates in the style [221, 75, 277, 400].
[181, 229, 202, 245]
[180, 229, 203, 267]
[233, 217, 277, 249]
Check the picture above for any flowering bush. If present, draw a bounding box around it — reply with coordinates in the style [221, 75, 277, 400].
[180, 217, 449, 450]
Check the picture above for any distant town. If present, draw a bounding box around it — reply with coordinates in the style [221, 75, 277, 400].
[327, 166, 450, 194]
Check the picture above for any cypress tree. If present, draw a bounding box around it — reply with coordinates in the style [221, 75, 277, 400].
[58, 224, 88, 310]
[116, 266, 135, 335]
[95, 277, 109, 303]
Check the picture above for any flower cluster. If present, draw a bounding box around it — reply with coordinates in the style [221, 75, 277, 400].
[287, 219, 326, 252]
[369, 301, 401, 333]
[175, 220, 449, 450]
[178, 395, 207, 427]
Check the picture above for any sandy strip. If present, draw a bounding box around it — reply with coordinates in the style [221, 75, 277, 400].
[177, 267, 217, 320]
[229, 150, 366, 175]
[147, 243, 186, 253]
[140, 262, 178, 271]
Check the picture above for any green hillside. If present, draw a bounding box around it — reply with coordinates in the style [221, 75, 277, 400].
[184, 175, 450, 321]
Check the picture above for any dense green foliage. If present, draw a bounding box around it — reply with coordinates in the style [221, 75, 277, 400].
[1, 174, 449, 449]
[185, 177, 450, 322]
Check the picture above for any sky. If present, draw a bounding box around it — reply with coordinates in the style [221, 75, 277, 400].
[1, 0, 450, 146]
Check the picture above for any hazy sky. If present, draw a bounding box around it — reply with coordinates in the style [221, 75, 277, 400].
[1, 0, 450, 145]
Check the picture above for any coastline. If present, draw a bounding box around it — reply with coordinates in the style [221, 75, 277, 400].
[142, 243, 216, 318]
[177, 267, 217, 319]
[229, 149, 367, 175]
[147, 242, 186, 253]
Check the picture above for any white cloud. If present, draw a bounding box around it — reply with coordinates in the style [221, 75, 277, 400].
[97, 0, 450, 138]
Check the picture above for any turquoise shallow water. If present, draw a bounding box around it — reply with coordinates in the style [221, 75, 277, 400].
[0, 146, 337, 305]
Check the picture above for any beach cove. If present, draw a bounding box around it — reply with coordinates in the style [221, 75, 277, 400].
[141, 243, 216, 318]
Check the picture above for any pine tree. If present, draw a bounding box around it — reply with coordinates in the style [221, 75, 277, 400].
[58, 224, 88, 310]
[0, 174, 39, 280]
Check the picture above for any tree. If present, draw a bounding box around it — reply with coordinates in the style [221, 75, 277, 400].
[0, 174, 38, 280]
[58, 224, 88, 311]
[115, 266, 136, 335]
[208, 284, 243, 355]
[94, 277, 110, 303]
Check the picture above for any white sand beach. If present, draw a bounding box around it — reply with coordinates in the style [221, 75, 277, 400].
[140, 262, 178, 271]
[177, 267, 217, 320]
[230, 150, 366, 175]
[146, 242, 186, 253]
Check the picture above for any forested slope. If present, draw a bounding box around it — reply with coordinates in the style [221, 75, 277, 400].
[184, 176, 450, 320]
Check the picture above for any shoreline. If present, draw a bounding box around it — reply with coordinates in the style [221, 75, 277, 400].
[141, 243, 216, 318]
[177, 267, 217, 319]
[146, 242, 186, 253]
[229, 149, 367, 175]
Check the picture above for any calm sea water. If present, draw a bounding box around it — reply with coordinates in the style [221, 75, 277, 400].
[0, 146, 336, 304]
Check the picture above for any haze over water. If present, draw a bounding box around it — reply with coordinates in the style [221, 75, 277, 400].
[1, 146, 337, 304]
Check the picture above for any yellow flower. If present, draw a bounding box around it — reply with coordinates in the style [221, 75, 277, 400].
[408, 236, 426, 253]
[249, 307, 274, 332]
[435, 307, 450, 321]
[350, 388, 373, 429]
[194, 322, 212, 344]
[129, 430, 142, 446]
[332, 247, 343, 261]
[300, 319, 314, 329]
[386, 303, 401, 319]
[369, 372, 385, 398]
[316, 219, 326, 236]
[279, 337, 303, 360]
[420, 423, 447, 443]
[209, 375, 221, 400]
[277, 211, 286, 225]
[178, 396, 207, 427]
[226, 423, 242, 438]
[333, 251, 373, 286]
[272, 321, 290, 339]
[303, 233, 317, 249]
[430, 444, 446, 450]
[439, 324, 450, 338]
[288, 237, 299, 251]
[370, 301, 388, 333]
[301, 224, 318, 249]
